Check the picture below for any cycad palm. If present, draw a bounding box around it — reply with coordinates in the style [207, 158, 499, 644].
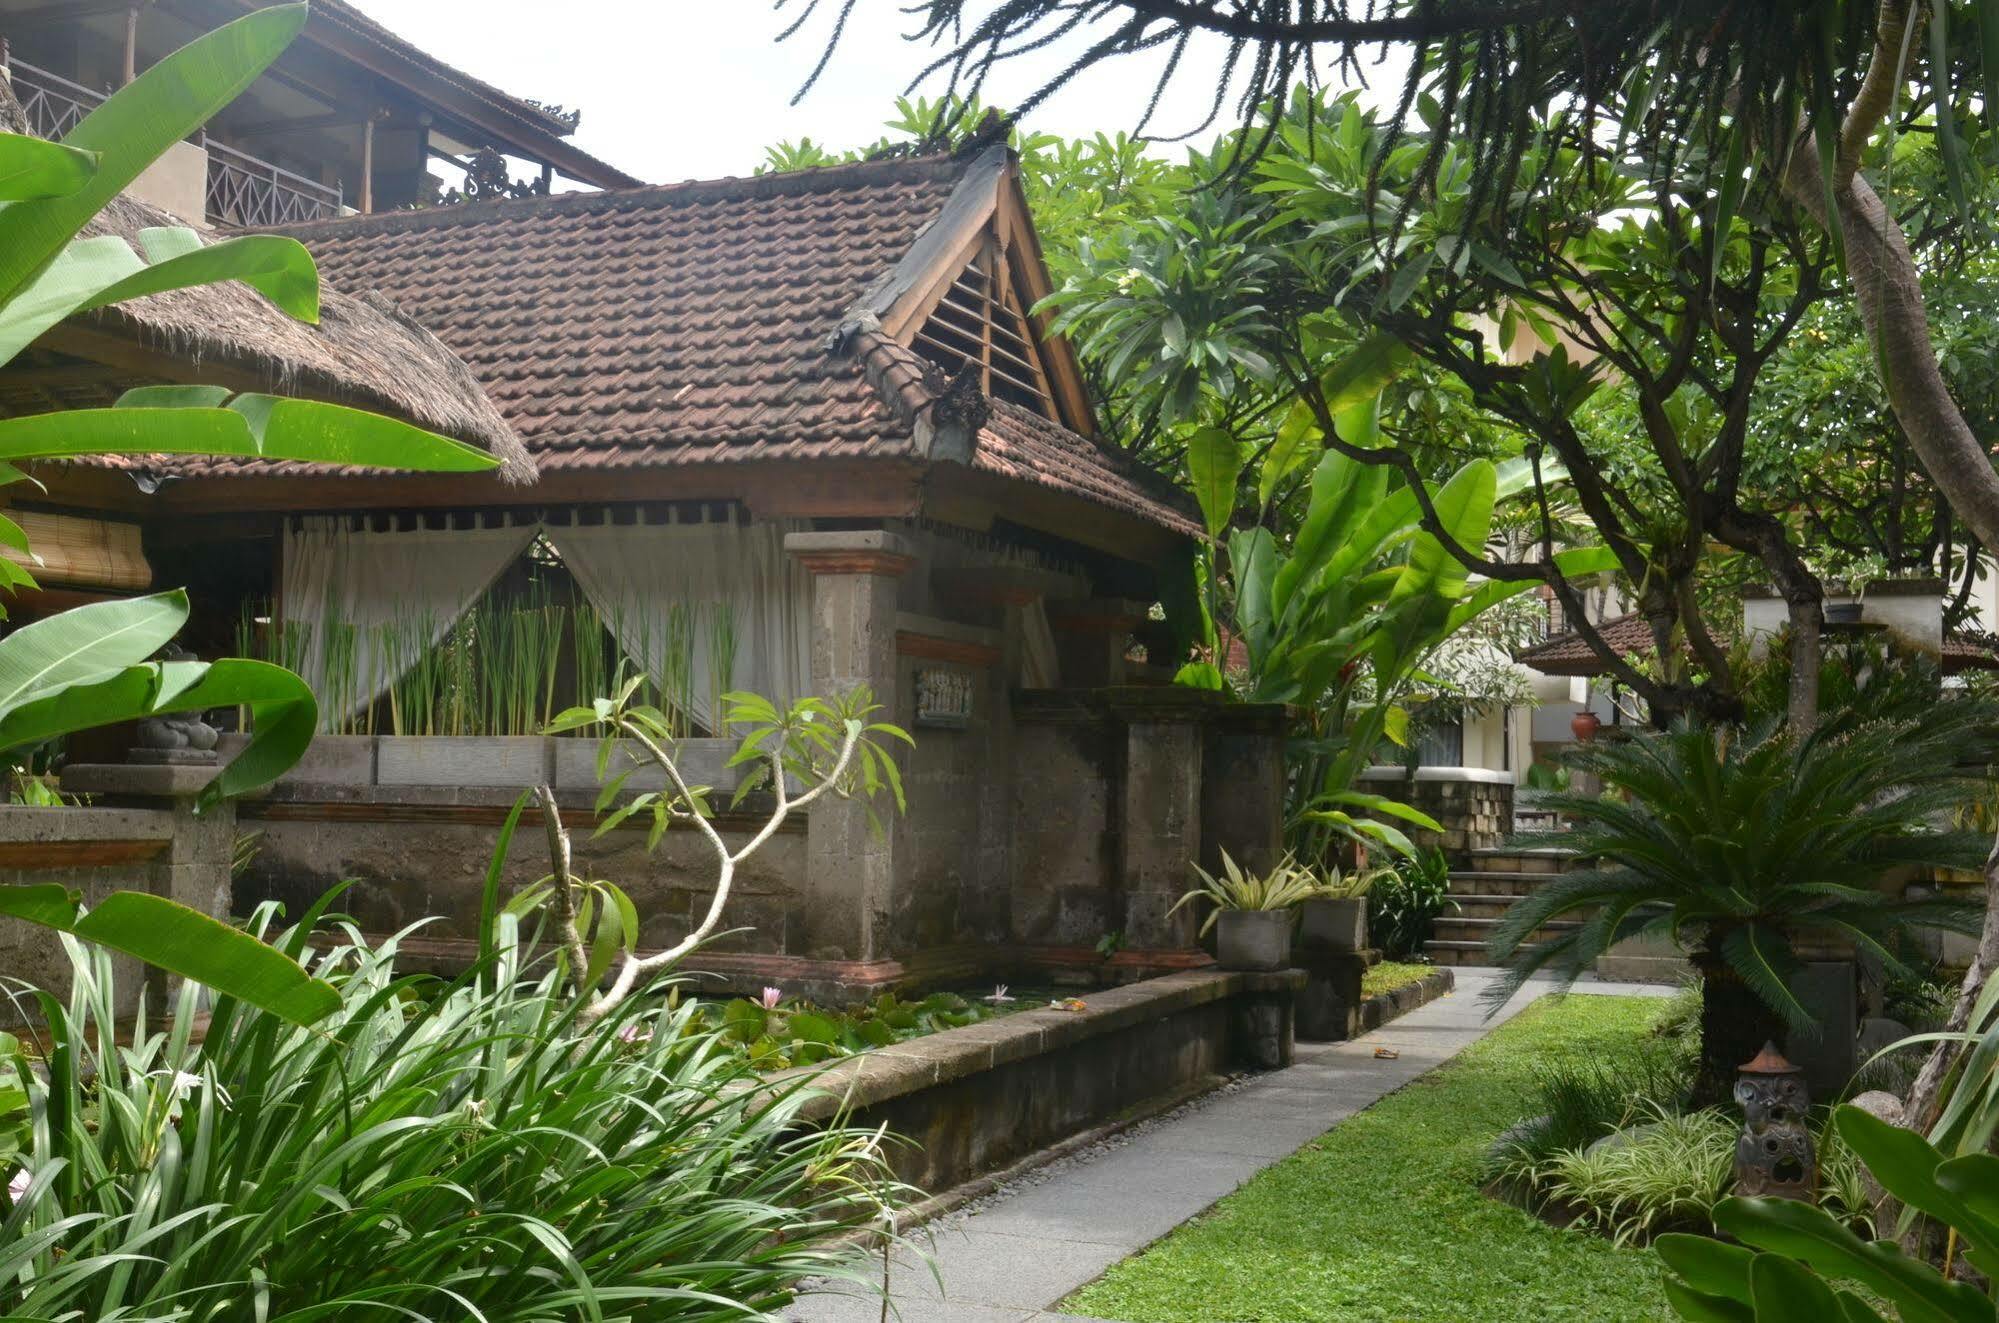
[1488, 716, 1989, 1103]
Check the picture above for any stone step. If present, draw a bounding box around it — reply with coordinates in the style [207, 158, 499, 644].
[1446, 870, 1565, 896]
[1444, 893, 1526, 918]
[1465, 848, 1576, 876]
[1422, 941, 1492, 966]
[1431, 915, 1581, 950]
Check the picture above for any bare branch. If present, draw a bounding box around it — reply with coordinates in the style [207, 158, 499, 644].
[534, 785, 595, 1004]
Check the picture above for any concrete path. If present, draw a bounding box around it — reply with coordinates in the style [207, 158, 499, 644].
[786, 970, 1670, 1323]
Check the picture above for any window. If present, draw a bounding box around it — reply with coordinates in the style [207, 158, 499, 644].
[1416, 714, 1465, 768]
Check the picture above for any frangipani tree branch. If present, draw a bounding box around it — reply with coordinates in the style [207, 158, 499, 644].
[591, 714, 861, 1014]
[534, 688, 895, 1032]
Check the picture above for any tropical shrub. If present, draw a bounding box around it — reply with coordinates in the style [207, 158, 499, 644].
[1192, 446, 1612, 866]
[1658, 1105, 1998, 1322]
[1487, 717, 1990, 1103]
[0, 912, 902, 1320]
[1312, 862, 1398, 900]
[1369, 846, 1454, 959]
[1532, 1105, 1738, 1247]
[532, 684, 909, 1029]
[1169, 850, 1321, 935]
[1519, 1107, 1876, 1250]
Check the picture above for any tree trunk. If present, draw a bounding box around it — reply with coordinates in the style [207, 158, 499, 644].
[1783, 125, 1999, 555]
[1783, 120, 1999, 1130]
[1785, 594, 1822, 732]
[1693, 950, 1788, 1109]
[1903, 826, 1999, 1132]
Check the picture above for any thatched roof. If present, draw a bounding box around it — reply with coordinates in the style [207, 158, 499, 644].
[0, 78, 530, 481]
[68, 195, 534, 481]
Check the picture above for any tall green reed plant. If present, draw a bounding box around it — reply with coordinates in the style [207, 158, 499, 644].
[0, 910, 905, 1320]
[240, 593, 724, 739]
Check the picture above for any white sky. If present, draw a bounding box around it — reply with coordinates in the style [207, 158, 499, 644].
[345, 1, 1394, 183]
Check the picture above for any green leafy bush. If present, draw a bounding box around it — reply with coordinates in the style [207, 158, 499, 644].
[1532, 1105, 1737, 1246]
[1369, 847, 1454, 959]
[1510, 1105, 1877, 1250]
[0, 912, 901, 1319]
[1169, 849, 1321, 935]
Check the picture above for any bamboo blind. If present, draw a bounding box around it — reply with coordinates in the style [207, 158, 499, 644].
[1, 510, 151, 590]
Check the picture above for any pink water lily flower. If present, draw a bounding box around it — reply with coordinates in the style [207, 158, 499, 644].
[984, 985, 1015, 1005]
[617, 1023, 652, 1045]
[759, 987, 783, 1010]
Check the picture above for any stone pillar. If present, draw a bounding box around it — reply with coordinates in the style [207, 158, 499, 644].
[785, 530, 915, 963]
[57, 762, 238, 1010]
[1048, 598, 1149, 688]
[1107, 688, 1222, 950]
[1200, 703, 1289, 877]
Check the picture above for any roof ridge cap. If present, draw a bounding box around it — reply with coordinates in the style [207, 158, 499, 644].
[273, 154, 971, 239]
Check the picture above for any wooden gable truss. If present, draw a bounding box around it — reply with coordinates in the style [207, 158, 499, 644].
[877, 158, 1097, 439]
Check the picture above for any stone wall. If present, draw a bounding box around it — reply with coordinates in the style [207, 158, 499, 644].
[235, 786, 802, 955]
[790, 969, 1296, 1195]
[1011, 689, 1288, 965]
[1357, 767, 1515, 860]
[2, 767, 237, 1024]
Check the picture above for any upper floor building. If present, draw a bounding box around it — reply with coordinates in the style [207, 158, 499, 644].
[0, 0, 641, 228]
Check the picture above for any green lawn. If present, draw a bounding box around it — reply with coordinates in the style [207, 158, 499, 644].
[1063, 994, 1675, 1323]
[1360, 960, 1438, 999]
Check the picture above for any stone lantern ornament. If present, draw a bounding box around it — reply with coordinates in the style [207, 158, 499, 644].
[1734, 1043, 1817, 1202]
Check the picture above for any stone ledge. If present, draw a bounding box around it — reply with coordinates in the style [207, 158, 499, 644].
[0, 804, 176, 842]
[62, 763, 222, 800]
[789, 968, 1242, 1120]
[1359, 765, 1516, 786]
[1354, 967, 1455, 1035]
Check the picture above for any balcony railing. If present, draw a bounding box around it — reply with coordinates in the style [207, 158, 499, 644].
[5, 56, 106, 141]
[203, 138, 342, 227]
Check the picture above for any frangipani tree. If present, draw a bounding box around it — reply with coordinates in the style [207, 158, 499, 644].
[0, 4, 502, 1027]
[528, 684, 911, 1027]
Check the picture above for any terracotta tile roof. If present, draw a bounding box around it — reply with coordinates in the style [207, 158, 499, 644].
[1515, 612, 1660, 675]
[1944, 630, 1999, 672]
[268, 155, 1194, 538]
[979, 400, 1201, 539]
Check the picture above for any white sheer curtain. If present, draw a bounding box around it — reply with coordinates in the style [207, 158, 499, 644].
[281, 514, 540, 725]
[548, 511, 811, 731]
[1020, 598, 1061, 688]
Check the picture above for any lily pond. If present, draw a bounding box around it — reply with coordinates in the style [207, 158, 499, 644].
[680, 985, 1071, 1072]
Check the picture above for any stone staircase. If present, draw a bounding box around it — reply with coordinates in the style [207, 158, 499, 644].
[1423, 847, 1579, 967]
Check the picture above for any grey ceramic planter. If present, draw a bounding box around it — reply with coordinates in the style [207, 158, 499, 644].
[1216, 909, 1294, 971]
[1300, 896, 1368, 952]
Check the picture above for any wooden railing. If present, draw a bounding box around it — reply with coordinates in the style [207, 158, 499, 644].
[5, 56, 106, 141]
[204, 138, 342, 227]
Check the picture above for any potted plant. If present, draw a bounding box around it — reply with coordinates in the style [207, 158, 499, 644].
[1171, 850, 1318, 971]
[1299, 864, 1394, 953]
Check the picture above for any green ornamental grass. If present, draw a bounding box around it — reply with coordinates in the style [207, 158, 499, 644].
[0, 909, 902, 1320]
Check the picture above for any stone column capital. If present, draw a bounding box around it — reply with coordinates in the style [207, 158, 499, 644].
[784, 529, 917, 578]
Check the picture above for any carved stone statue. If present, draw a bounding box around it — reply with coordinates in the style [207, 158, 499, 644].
[132, 644, 219, 765]
[1734, 1042, 1817, 1201]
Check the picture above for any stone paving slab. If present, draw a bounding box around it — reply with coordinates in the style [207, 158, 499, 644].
[786, 970, 1670, 1323]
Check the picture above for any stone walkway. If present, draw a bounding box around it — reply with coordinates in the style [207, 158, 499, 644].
[786, 969, 1671, 1323]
